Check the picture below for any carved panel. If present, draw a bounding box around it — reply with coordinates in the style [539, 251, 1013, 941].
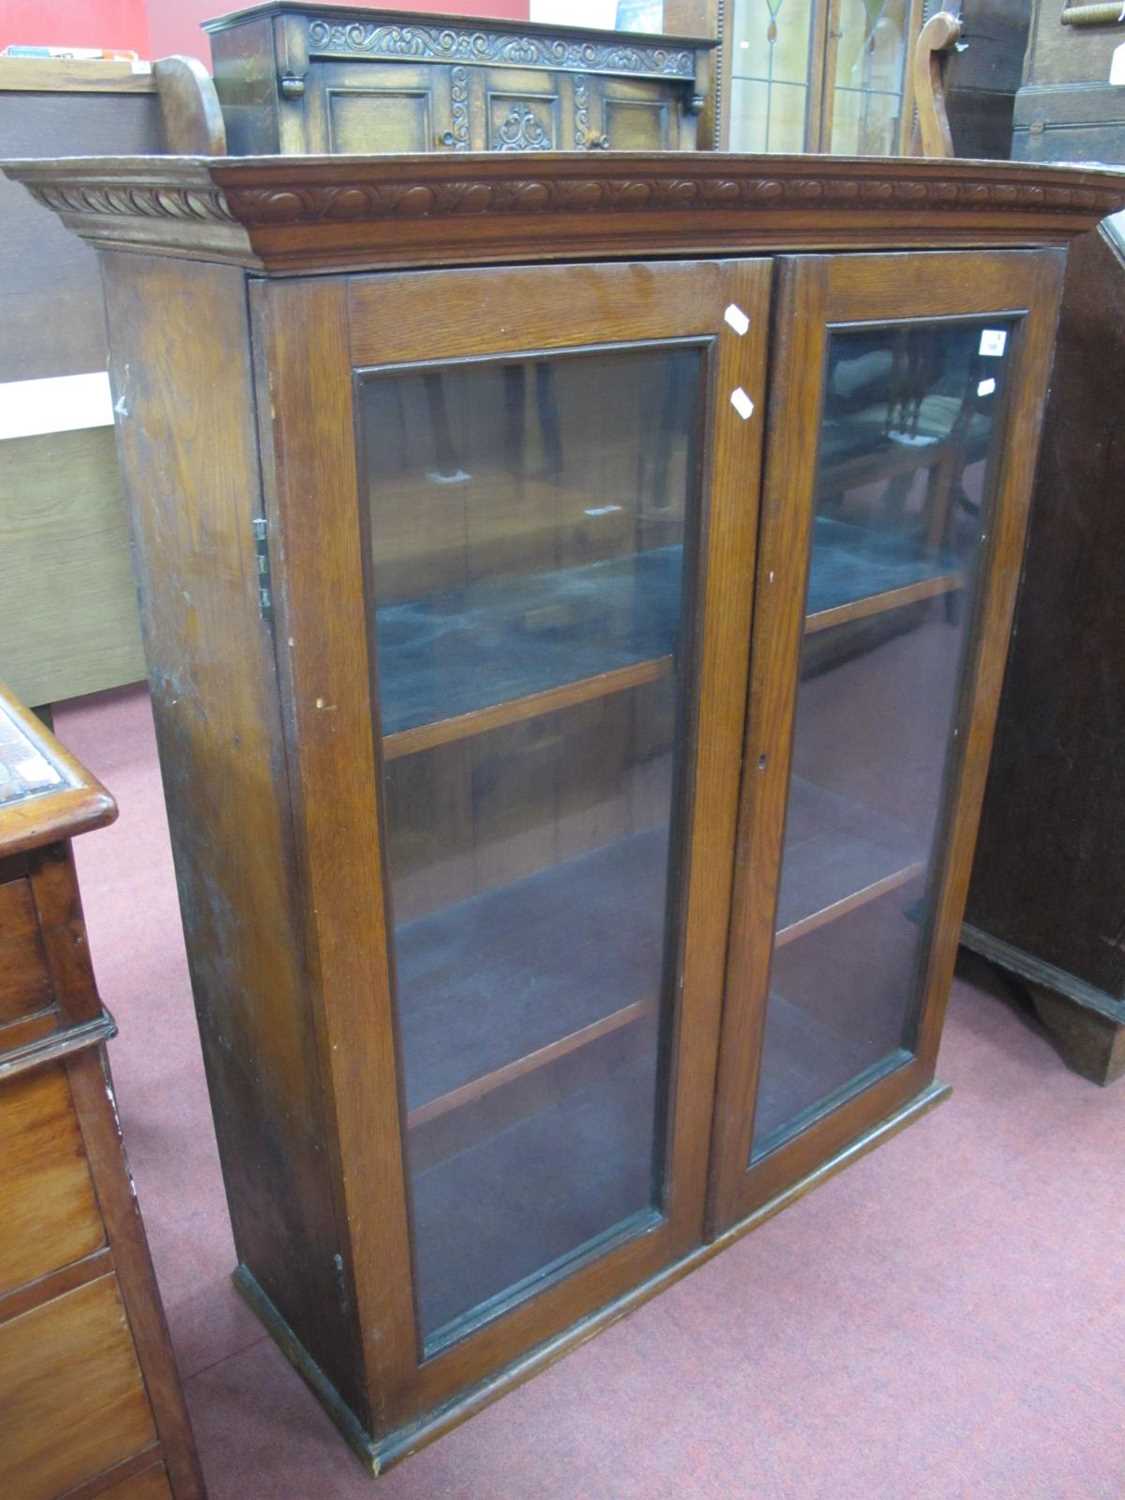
[450, 67, 470, 151]
[574, 75, 591, 150]
[489, 98, 557, 153]
[304, 19, 697, 80]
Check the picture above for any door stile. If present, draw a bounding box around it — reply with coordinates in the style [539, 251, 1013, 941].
[707, 256, 830, 1235]
[910, 250, 1066, 1072]
[249, 275, 421, 1431]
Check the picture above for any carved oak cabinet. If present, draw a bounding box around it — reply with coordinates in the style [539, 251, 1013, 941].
[6, 149, 1119, 1473]
[205, 4, 716, 155]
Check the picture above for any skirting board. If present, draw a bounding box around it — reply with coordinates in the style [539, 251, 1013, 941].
[233, 1078, 950, 1476]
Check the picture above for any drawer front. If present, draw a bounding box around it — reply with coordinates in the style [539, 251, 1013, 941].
[0, 1064, 104, 1296]
[0, 874, 52, 1024]
[0, 1273, 157, 1500]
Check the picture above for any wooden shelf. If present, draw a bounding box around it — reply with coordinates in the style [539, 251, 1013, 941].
[412, 1052, 660, 1344]
[375, 545, 683, 743]
[377, 522, 959, 762]
[776, 776, 927, 948]
[396, 828, 670, 1123]
[384, 655, 671, 762]
[803, 517, 962, 633]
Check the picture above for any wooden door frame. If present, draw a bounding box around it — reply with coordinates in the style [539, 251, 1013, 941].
[251, 257, 772, 1436]
[707, 247, 1066, 1236]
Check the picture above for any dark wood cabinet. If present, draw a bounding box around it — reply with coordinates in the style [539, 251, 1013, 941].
[204, 3, 716, 156]
[1013, 0, 1125, 165]
[7, 148, 1119, 1473]
[0, 685, 205, 1500]
[964, 214, 1125, 1084]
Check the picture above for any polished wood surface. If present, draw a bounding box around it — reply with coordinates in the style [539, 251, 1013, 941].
[6, 154, 1122, 279]
[0, 684, 116, 855]
[0, 1064, 103, 1296]
[16, 150, 1116, 1472]
[913, 10, 961, 158]
[0, 683, 205, 1499]
[0, 1274, 157, 1500]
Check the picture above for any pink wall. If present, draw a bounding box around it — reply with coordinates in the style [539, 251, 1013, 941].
[1, 1, 531, 62]
[150, 2, 532, 65]
[0, 0, 149, 52]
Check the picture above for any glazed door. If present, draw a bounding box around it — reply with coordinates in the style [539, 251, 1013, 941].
[709, 249, 1064, 1231]
[253, 260, 770, 1427]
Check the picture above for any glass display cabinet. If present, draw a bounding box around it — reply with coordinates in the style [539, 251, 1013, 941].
[720, 0, 925, 154]
[7, 147, 1119, 1473]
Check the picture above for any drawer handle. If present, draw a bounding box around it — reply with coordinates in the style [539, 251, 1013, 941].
[436, 130, 457, 148]
[585, 132, 610, 150]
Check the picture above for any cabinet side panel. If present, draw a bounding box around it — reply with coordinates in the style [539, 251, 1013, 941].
[966, 226, 1125, 1001]
[98, 254, 367, 1421]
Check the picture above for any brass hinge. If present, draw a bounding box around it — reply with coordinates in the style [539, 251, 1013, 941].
[252, 516, 273, 622]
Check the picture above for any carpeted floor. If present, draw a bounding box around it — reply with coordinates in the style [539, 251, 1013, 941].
[55, 684, 1124, 1500]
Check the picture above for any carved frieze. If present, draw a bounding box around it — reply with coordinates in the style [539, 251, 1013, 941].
[304, 18, 696, 80]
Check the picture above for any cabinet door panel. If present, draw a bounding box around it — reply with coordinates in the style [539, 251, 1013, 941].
[478, 68, 563, 151]
[253, 258, 771, 1426]
[599, 78, 680, 151]
[304, 61, 456, 154]
[709, 249, 1065, 1231]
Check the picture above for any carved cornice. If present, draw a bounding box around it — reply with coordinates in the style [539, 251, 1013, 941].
[303, 17, 699, 79]
[4, 154, 1123, 275]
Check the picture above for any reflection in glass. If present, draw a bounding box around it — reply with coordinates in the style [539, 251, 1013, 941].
[827, 0, 910, 156]
[360, 347, 703, 1347]
[729, 0, 814, 152]
[750, 318, 1016, 1163]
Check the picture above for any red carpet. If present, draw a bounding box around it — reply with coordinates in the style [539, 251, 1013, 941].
[56, 685, 1124, 1499]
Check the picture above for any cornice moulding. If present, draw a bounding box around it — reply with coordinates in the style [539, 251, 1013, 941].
[4, 153, 1123, 276]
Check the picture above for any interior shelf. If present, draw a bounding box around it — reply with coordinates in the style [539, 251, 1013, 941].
[412, 1052, 660, 1344]
[776, 776, 926, 947]
[376, 519, 960, 761]
[376, 545, 683, 753]
[395, 769, 925, 1140]
[397, 828, 669, 1124]
[803, 518, 962, 635]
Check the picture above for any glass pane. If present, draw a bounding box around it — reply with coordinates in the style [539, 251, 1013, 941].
[0, 704, 65, 806]
[360, 346, 704, 1348]
[750, 317, 1017, 1163]
[729, 0, 813, 152]
[828, 0, 909, 155]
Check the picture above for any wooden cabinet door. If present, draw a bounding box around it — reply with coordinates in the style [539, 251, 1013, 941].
[474, 67, 567, 152]
[707, 249, 1065, 1233]
[250, 258, 771, 1432]
[302, 60, 458, 154]
[595, 77, 687, 151]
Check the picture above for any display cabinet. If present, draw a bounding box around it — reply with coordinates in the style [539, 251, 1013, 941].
[204, 3, 716, 155]
[6, 148, 1119, 1473]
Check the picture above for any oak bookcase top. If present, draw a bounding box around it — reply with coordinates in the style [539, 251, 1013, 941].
[3, 151, 1122, 276]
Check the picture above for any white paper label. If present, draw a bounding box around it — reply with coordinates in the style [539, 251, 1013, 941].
[0, 371, 113, 441]
[979, 329, 1007, 357]
[977, 377, 997, 398]
[1111, 41, 1125, 87]
[724, 303, 751, 336]
[730, 387, 754, 420]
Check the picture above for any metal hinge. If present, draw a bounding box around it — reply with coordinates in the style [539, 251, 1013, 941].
[251, 516, 273, 622]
